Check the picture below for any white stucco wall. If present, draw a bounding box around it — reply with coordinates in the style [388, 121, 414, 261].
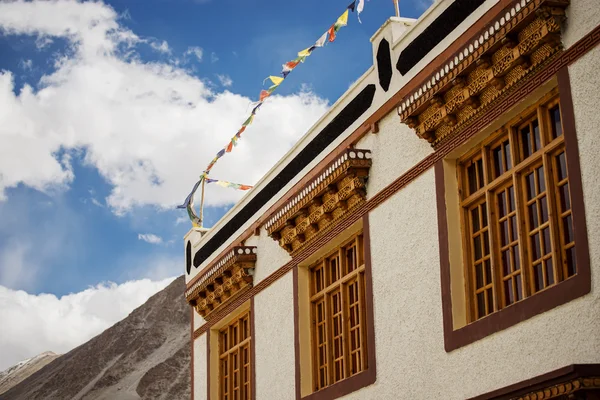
[562, 0, 600, 48]
[193, 308, 205, 331]
[252, 228, 292, 285]
[253, 272, 296, 399]
[194, 334, 207, 400]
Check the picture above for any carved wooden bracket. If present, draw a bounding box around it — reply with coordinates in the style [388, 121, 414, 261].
[185, 246, 256, 318]
[397, 0, 569, 147]
[265, 149, 371, 255]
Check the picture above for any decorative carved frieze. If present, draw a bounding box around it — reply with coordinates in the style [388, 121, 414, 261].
[397, 0, 569, 146]
[185, 246, 256, 318]
[265, 149, 371, 255]
[514, 377, 600, 399]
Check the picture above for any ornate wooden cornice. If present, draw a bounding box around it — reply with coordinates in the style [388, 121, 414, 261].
[398, 0, 568, 147]
[185, 246, 256, 318]
[265, 149, 371, 255]
[514, 377, 600, 399]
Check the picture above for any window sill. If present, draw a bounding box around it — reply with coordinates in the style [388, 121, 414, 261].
[299, 368, 376, 400]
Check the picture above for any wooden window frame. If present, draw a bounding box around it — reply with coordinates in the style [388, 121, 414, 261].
[294, 215, 376, 400]
[207, 301, 255, 400]
[436, 68, 591, 352]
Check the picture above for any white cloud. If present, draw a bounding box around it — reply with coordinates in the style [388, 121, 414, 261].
[0, 0, 329, 214]
[184, 46, 203, 62]
[0, 276, 175, 371]
[175, 216, 188, 225]
[216, 74, 232, 87]
[210, 51, 218, 63]
[150, 40, 170, 54]
[137, 233, 163, 244]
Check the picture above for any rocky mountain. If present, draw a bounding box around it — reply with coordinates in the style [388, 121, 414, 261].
[0, 276, 190, 400]
[0, 352, 61, 395]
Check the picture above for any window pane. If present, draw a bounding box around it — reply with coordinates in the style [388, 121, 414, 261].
[550, 105, 562, 138]
[498, 191, 507, 218]
[508, 186, 515, 212]
[504, 280, 514, 306]
[481, 203, 488, 227]
[513, 245, 521, 270]
[526, 172, 536, 200]
[510, 215, 518, 242]
[502, 250, 510, 276]
[515, 275, 523, 300]
[529, 203, 539, 229]
[483, 231, 490, 256]
[475, 263, 484, 288]
[556, 152, 567, 181]
[531, 233, 541, 260]
[486, 288, 494, 313]
[485, 260, 492, 285]
[500, 220, 509, 246]
[537, 167, 545, 193]
[468, 164, 477, 194]
[559, 183, 571, 211]
[477, 159, 484, 188]
[563, 215, 574, 243]
[566, 247, 577, 276]
[477, 293, 486, 318]
[545, 258, 555, 286]
[542, 227, 552, 256]
[534, 263, 543, 292]
[504, 141, 512, 170]
[471, 208, 480, 231]
[493, 147, 503, 177]
[521, 125, 532, 159]
[533, 120, 541, 152]
[474, 235, 482, 261]
[540, 196, 549, 223]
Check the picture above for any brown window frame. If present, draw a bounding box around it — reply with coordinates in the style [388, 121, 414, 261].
[309, 233, 367, 392]
[218, 309, 252, 400]
[437, 69, 591, 352]
[458, 88, 578, 322]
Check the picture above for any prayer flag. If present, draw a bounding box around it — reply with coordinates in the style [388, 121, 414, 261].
[298, 48, 312, 57]
[259, 90, 270, 101]
[328, 25, 336, 42]
[357, 0, 365, 22]
[268, 76, 284, 86]
[315, 32, 328, 47]
[348, 1, 356, 12]
[335, 10, 349, 29]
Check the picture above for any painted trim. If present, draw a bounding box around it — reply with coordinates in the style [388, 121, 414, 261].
[192, 23, 600, 340]
[292, 214, 377, 400]
[467, 364, 600, 399]
[436, 66, 592, 352]
[206, 329, 210, 400]
[251, 298, 256, 400]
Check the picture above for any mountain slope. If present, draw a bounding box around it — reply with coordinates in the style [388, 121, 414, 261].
[0, 276, 190, 400]
[0, 352, 61, 395]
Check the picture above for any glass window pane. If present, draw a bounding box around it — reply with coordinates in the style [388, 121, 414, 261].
[566, 247, 577, 276]
[537, 167, 545, 193]
[560, 183, 571, 211]
[540, 196, 549, 223]
[504, 141, 512, 170]
[500, 220, 509, 246]
[498, 191, 507, 218]
[550, 105, 562, 138]
[529, 203, 539, 229]
[493, 147, 503, 177]
[534, 263, 543, 292]
[531, 233, 541, 260]
[510, 215, 518, 242]
[513, 245, 521, 271]
[471, 208, 480, 232]
[516, 275, 523, 300]
[485, 260, 492, 285]
[476, 263, 484, 288]
[474, 235, 482, 260]
[477, 159, 484, 188]
[508, 186, 515, 212]
[483, 231, 490, 256]
[504, 279, 514, 305]
[486, 288, 494, 313]
[533, 120, 541, 152]
[556, 152, 567, 181]
[542, 227, 552, 255]
[477, 293, 486, 318]
[526, 172, 536, 200]
[502, 250, 511, 276]
[521, 126, 532, 159]
[545, 258, 555, 286]
[481, 203, 488, 227]
[563, 214, 574, 243]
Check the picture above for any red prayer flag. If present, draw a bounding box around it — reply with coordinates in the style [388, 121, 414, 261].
[259, 90, 269, 101]
[328, 25, 336, 42]
[226, 141, 234, 153]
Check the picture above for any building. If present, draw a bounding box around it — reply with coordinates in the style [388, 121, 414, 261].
[184, 0, 600, 398]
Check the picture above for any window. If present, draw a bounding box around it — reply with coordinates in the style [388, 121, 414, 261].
[458, 88, 578, 322]
[310, 233, 367, 392]
[219, 310, 252, 400]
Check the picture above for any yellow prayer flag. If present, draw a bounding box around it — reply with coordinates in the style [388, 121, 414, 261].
[336, 10, 349, 27]
[297, 48, 312, 57]
[268, 76, 284, 86]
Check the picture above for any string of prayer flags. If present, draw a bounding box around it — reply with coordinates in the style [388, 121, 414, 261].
[180, 0, 368, 226]
[206, 178, 253, 190]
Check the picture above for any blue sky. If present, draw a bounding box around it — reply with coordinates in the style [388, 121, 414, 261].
[0, 0, 431, 369]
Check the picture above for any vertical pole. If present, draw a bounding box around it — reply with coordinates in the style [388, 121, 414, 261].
[199, 177, 206, 227]
[394, 0, 400, 17]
